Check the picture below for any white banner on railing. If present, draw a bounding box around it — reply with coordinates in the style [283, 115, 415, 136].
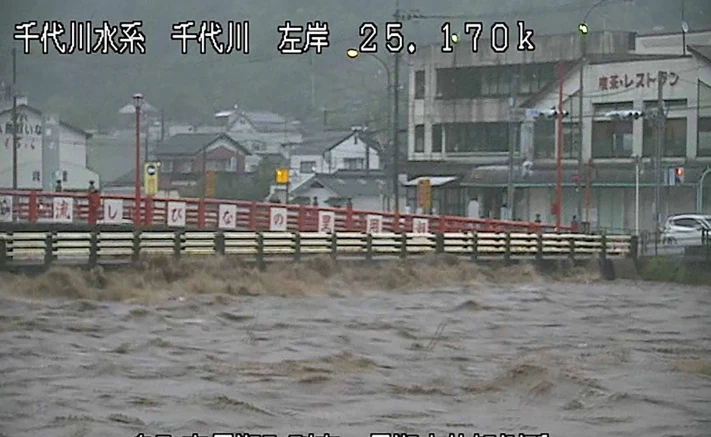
[0, 195, 12, 222]
[167, 201, 186, 227]
[53, 197, 74, 223]
[218, 204, 237, 229]
[102, 199, 123, 224]
[366, 214, 383, 234]
[270, 207, 288, 231]
[412, 217, 429, 234]
[318, 211, 335, 233]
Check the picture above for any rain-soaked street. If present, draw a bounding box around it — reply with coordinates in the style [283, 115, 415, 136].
[1, 275, 710, 437]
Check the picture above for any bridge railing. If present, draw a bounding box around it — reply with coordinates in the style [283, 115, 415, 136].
[0, 229, 632, 270]
[0, 190, 571, 234]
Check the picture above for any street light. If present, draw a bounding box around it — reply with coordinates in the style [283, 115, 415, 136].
[577, 0, 617, 227]
[346, 49, 394, 210]
[133, 92, 144, 226]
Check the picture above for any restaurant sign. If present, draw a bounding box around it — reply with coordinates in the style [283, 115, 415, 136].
[598, 70, 679, 91]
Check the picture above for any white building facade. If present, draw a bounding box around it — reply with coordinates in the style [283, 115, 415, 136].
[0, 104, 99, 190]
[288, 131, 381, 188]
[406, 29, 711, 231]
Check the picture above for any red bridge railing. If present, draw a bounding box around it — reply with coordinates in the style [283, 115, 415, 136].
[0, 190, 571, 234]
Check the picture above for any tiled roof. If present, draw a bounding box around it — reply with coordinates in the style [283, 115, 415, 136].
[290, 172, 386, 198]
[155, 133, 249, 155]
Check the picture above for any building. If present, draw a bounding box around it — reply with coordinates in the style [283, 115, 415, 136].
[288, 170, 388, 210]
[108, 132, 250, 197]
[0, 100, 99, 190]
[406, 29, 711, 231]
[288, 130, 382, 186]
[214, 106, 303, 170]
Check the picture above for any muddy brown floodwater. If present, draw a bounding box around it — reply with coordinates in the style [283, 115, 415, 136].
[0, 261, 710, 437]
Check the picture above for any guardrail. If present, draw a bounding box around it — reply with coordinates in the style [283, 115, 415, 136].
[0, 228, 633, 271]
[0, 190, 571, 234]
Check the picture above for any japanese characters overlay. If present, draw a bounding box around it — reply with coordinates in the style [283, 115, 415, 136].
[14, 20, 537, 55]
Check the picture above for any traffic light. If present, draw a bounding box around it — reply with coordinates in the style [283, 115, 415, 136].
[275, 168, 289, 185]
[605, 110, 644, 120]
[144, 162, 160, 196]
[578, 23, 589, 35]
[674, 167, 684, 185]
[537, 108, 570, 119]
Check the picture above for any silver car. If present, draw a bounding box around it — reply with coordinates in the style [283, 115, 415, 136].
[661, 214, 711, 246]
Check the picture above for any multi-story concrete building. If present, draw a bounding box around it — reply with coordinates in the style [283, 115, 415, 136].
[0, 98, 99, 191]
[406, 29, 711, 232]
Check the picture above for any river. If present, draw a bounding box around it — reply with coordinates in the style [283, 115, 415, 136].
[0, 260, 710, 437]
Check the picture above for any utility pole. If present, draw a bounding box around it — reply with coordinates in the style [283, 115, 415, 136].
[12, 47, 18, 190]
[201, 143, 207, 199]
[160, 108, 165, 144]
[654, 70, 666, 252]
[555, 60, 565, 232]
[310, 52, 316, 110]
[577, 35, 586, 224]
[391, 0, 402, 213]
[506, 72, 519, 221]
[144, 115, 150, 163]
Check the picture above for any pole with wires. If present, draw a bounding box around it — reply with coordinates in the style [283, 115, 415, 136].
[392, 1, 401, 213]
[12, 47, 18, 191]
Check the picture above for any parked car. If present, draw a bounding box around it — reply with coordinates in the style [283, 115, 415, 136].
[661, 214, 711, 246]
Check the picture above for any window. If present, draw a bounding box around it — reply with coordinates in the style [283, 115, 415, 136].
[415, 70, 425, 99]
[533, 120, 555, 159]
[592, 120, 633, 158]
[563, 122, 581, 159]
[444, 122, 508, 153]
[518, 63, 556, 95]
[161, 160, 173, 173]
[698, 117, 711, 157]
[178, 160, 192, 173]
[673, 218, 700, 228]
[32, 170, 40, 181]
[62, 170, 68, 182]
[414, 124, 424, 152]
[343, 158, 364, 170]
[432, 124, 442, 153]
[435, 64, 556, 99]
[643, 99, 687, 112]
[436, 67, 481, 99]
[228, 157, 237, 171]
[300, 160, 316, 173]
[643, 118, 687, 157]
[206, 160, 221, 171]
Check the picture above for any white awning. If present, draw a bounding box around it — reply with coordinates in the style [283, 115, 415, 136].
[404, 176, 458, 187]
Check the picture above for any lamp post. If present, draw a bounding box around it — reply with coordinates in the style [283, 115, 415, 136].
[347, 49, 393, 210]
[133, 93, 143, 226]
[577, 0, 619, 225]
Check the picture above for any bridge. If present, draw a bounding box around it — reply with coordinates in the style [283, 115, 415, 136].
[0, 190, 636, 273]
[0, 190, 571, 234]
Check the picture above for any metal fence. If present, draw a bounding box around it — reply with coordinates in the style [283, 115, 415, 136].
[0, 228, 633, 271]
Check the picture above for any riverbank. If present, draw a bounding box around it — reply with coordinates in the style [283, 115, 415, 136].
[639, 257, 711, 285]
[0, 255, 603, 302]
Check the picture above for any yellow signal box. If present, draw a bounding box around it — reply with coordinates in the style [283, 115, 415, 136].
[417, 178, 432, 211]
[275, 168, 289, 185]
[144, 162, 160, 196]
[205, 170, 216, 197]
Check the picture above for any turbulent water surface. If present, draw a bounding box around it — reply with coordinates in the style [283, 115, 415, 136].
[1, 274, 710, 437]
